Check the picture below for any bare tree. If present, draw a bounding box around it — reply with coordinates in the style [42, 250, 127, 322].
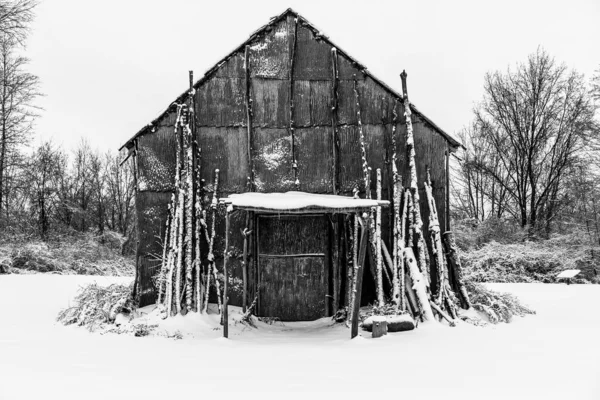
[470, 48, 598, 235]
[26, 141, 65, 237]
[0, 0, 36, 45]
[104, 152, 135, 236]
[452, 125, 511, 222]
[0, 34, 40, 220]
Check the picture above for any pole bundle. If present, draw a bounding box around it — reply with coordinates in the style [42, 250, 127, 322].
[155, 74, 228, 318]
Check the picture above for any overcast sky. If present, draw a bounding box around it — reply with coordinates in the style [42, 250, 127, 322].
[26, 0, 599, 153]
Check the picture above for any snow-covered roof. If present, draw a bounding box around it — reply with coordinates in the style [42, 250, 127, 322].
[221, 191, 389, 214]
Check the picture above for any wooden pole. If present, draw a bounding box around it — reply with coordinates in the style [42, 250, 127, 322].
[351, 214, 369, 339]
[223, 209, 230, 338]
[289, 18, 299, 189]
[330, 48, 340, 194]
[242, 213, 250, 313]
[244, 45, 254, 191]
[443, 231, 471, 309]
[375, 168, 384, 306]
[401, 71, 429, 289]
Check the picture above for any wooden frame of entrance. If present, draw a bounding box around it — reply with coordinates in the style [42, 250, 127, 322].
[220, 193, 387, 339]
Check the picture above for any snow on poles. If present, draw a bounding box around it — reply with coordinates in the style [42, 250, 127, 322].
[183, 108, 194, 314]
[205, 169, 222, 315]
[353, 76, 370, 199]
[424, 168, 445, 304]
[400, 70, 430, 289]
[404, 247, 434, 321]
[346, 188, 360, 327]
[194, 152, 203, 312]
[390, 100, 403, 311]
[375, 168, 384, 306]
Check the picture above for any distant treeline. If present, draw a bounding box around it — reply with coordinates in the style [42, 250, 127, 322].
[452, 48, 600, 242]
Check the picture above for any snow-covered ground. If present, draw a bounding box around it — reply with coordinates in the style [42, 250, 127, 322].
[1, 275, 599, 399]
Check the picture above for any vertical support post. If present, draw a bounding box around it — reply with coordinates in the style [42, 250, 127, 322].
[289, 17, 299, 189]
[223, 208, 230, 338]
[351, 214, 369, 339]
[132, 139, 140, 302]
[242, 212, 250, 313]
[445, 147, 451, 232]
[244, 45, 254, 191]
[330, 48, 340, 194]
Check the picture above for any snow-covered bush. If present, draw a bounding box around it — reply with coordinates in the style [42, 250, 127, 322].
[466, 281, 535, 323]
[57, 282, 135, 331]
[453, 217, 527, 251]
[0, 231, 134, 276]
[460, 229, 599, 283]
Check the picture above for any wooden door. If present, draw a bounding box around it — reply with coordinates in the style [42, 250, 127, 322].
[257, 215, 329, 321]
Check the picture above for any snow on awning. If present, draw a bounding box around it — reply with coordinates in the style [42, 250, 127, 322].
[221, 191, 389, 214]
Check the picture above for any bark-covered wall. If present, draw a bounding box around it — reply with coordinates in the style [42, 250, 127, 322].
[133, 13, 451, 306]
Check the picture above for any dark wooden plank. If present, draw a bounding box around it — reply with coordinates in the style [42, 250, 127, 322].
[248, 17, 291, 79]
[196, 77, 246, 127]
[258, 255, 326, 321]
[252, 127, 294, 191]
[258, 215, 327, 255]
[214, 52, 246, 79]
[251, 78, 290, 128]
[310, 80, 333, 126]
[296, 126, 333, 193]
[293, 80, 311, 127]
[337, 54, 364, 80]
[197, 127, 249, 193]
[136, 114, 177, 192]
[138, 257, 162, 307]
[357, 77, 396, 125]
[136, 191, 172, 257]
[338, 124, 387, 195]
[293, 24, 331, 80]
[336, 81, 358, 125]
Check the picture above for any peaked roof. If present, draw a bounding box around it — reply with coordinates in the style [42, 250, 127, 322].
[120, 8, 462, 151]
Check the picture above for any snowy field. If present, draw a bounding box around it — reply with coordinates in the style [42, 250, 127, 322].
[1, 275, 599, 399]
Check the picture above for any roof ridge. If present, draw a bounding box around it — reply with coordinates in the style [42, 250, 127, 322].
[120, 8, 462, 151]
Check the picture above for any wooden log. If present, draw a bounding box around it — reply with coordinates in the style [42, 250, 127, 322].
[381, 240, 395, 288]
[244, 45, 254, 190]
[443, 231, 471, 309]
[424, 168, 447, 304]
[353, 76, 370, 197]
[375, 168, 384, 306]
[330, 47, 340, 194]
[401, 71, 429, 289]
[372, 318, 388, 338]
[241, 215, 250, 313]
[404, 271, 420, 320]
[289, 17, 299, 188]
[223, 210, 230, 338]
[404, 247, 434, 321]
[351, 215, 369, 339]
[391, 100, 402, 311]
[429, 300, 456, 327]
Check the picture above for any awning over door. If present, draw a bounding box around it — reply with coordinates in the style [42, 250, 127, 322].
[220, 191, 389, 214]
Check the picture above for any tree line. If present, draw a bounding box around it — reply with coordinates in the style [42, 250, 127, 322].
[0, 1, 136, 241]
[452, 48, 600, 240]
[2, 140, 136, 239]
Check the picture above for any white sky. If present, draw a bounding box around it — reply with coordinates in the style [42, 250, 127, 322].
[26, 0, 600, 153]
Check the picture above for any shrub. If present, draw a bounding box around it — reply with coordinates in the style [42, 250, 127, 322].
[57, 282, 134, 331]
[0, 231, 134, 276]
[466, 281, 535, 323]
[460, 229, 599, 283]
